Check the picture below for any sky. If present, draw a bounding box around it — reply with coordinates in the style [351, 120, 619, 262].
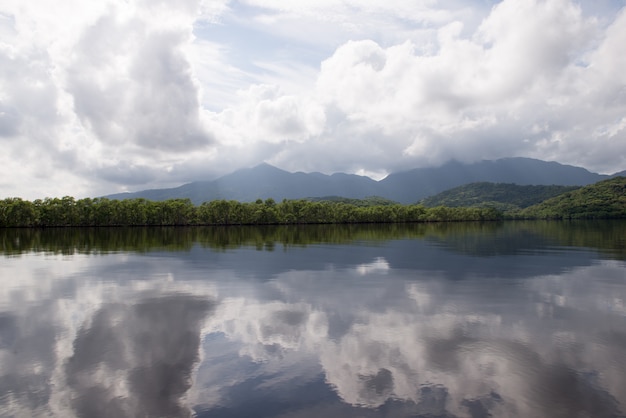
[1, 0, 626, 199]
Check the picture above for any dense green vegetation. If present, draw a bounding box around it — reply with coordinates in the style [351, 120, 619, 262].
[419, 182, 580, 210]
[515, 177, 626, 219]
[2, 177, 623, 227]
[0, 196, 503, 227]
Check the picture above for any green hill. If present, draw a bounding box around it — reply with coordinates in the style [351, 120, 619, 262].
[419, 182, 580, 211]
[518, 177, 626, 219]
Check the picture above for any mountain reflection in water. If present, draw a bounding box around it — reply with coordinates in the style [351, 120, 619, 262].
[0, 221, 625, 417]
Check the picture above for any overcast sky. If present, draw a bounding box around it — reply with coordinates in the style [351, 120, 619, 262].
[1, 0, 625, 199]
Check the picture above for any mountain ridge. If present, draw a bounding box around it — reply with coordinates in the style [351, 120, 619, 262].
[104, 158, 621, 205]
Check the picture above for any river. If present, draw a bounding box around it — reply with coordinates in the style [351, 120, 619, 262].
[1, 221, 625, 417]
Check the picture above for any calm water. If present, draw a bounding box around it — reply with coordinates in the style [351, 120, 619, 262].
[1, 221, 626, 417]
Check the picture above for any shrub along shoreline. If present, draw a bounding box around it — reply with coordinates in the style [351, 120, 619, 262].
[0, 197, 503, 227]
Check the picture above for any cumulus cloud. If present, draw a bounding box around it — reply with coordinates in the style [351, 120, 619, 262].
[1, 0, 625, 198]
[211, 84, 326, 146]
[66, 7, 212, 152]
[205, 0, 626, 176]
[303, 0, 601, 169]
[0, 0, 220, 198]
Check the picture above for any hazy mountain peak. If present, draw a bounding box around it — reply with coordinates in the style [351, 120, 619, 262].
[248, 162, 288, 173]
[105, 159, 618, 205]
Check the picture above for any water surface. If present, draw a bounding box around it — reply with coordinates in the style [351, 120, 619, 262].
[1, 221, 625, 417]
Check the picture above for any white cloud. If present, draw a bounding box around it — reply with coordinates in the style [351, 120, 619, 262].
[0, 0, 625, 198]
[65, 3, 212, 151]
[0, 0, 224, 197]
[213, 84, 326, 146]
[201, 0, 625, 176]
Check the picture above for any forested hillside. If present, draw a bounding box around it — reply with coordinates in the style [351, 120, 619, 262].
[517, 177, 626, 219]
[419, 183, 580, 210]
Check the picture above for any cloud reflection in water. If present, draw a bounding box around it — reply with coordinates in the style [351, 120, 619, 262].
[64, 294, 214, 418]
[1, 227, 626, 417]
[198, 260, 626, 417]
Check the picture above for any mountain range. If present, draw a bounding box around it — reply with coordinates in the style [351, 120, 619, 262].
[105, 158, 626, 205]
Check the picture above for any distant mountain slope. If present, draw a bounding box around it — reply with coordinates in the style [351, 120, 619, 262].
[519, 177, 626, 219]
[210, 163, 381, 202]
[107, 163, 381, 205]
[380, 158, 607, 203]
[307, 196, 398, 206]
[419, 182, 581, 210]
[105, 158, 618, 204]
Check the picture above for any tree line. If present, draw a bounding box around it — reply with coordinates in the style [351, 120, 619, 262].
[0, 196, 503, 228]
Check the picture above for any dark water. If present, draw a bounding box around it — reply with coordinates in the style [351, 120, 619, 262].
[1, 221, 626, 417]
